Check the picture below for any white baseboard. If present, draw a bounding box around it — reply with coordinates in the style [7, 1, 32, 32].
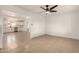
[31, 32, 79, 40]
[31, 33, 45, 38]
[46, 32, 79, 40]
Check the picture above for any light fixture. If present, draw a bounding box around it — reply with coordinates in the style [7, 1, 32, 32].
[46, 11, 50, 14]
[40, 5, 58, 15]
[2, 10, 16, 17]
[45, 11, 50, 14]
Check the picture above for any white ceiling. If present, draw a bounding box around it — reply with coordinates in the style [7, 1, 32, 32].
[17, 5, 79, 14]
[17, 5, 59, 13]
[2, 5, 78, 16]
[20, 5, 43, 13]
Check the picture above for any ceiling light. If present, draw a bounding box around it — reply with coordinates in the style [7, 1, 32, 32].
[2, 10, 16, 17]
[45, 11, 50, 14]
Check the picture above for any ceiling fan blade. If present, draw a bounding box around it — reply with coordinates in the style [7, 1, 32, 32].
[40, 7, 46, 10]
[50, 5, 58, 10]
[50, 10, 57, 12]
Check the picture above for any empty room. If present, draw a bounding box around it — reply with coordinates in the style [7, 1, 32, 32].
[0, 5, 79, 53]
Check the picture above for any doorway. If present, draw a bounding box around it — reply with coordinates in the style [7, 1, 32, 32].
[2, 12, 30, 51]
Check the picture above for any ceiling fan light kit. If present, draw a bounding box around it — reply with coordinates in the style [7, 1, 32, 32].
[40, 5, 58, 15]
[45, 11, 50, 14]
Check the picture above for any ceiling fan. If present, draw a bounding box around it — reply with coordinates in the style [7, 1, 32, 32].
[40, 5, 58, 14]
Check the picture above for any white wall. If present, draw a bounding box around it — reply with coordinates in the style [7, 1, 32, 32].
[0, 10, 3, 48]
[46, 5, 79, 39]
[29, 13, 45, 38]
